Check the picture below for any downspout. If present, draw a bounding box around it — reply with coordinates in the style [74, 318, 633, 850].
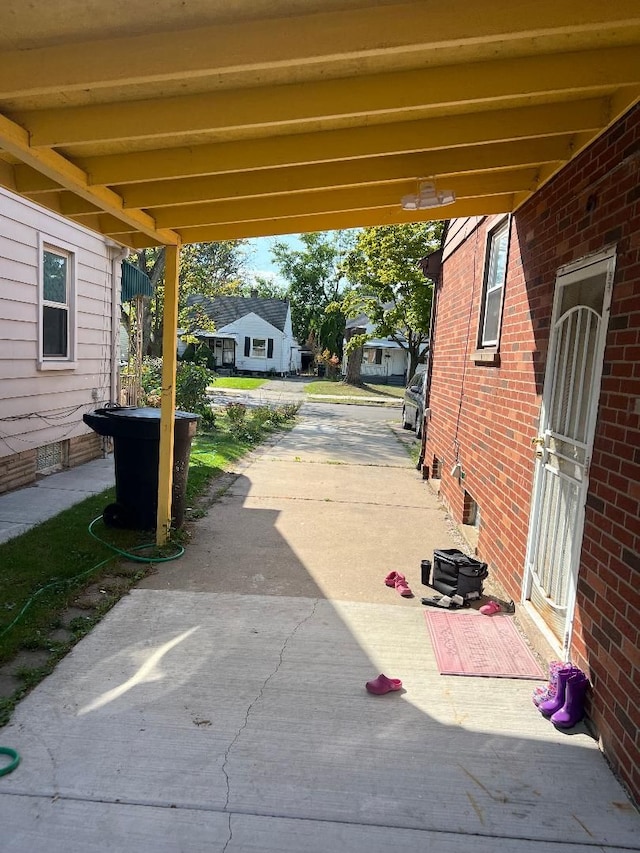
[109, 243, 129, 405]
[417, 223, 448, 475]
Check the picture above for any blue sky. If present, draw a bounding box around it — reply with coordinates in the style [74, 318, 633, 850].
[244, 234, 303, 282]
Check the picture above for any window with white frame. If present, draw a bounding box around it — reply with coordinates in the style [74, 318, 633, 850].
[479, 219, 509, 348]
[363, 348, 383, 364]
[41, 245, 74, 363]
[251, 337, 267, 358]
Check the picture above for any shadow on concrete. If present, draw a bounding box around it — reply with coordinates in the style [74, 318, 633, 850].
[0, 406, 637, 851]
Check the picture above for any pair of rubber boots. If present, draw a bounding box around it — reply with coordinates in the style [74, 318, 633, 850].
[533, 661, 589, 728]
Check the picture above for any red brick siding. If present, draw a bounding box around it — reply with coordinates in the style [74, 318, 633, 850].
[425, 103, 640, 801]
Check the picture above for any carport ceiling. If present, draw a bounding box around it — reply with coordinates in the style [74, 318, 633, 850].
[0, 0, 639, 248]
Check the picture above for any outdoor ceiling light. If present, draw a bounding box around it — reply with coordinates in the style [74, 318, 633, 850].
[401, 181, 456, 211]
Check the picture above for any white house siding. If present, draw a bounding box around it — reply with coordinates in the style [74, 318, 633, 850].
[217, 312, 289, 374]
[0, 187, 119, 482]
[282, 309, 301, 372]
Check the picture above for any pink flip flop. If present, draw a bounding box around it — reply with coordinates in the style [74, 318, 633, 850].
[365, 674, 403, 695]
[479, 600, 501, 615]
[395, 576, 413, 597]
[384, 571, 401, 587]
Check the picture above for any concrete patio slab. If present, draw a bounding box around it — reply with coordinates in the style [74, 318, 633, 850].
[1, 591, 637, 852]
[1, 402, 638, 851]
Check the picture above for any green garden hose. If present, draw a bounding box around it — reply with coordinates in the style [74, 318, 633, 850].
[0, 515, 184, 775]
[0, 747, 19, 777]
[87, 515, 185, 563]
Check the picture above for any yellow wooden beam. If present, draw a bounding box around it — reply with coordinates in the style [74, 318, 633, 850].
[120, 233, 165, 249]
[21, 45, 640, 149]
[82, 99, 607, 186]
[32, 190, 100, 216]
[0, 111, 179, 246]
[0, 159, 16, 192]
[152, 169, 538, 230]
[156, 243, 180, 546]
[1, 1, 638, 100]
[176, 195, 515, 243]
[14, 164, 61, 194]
[121, 137, 571, 209]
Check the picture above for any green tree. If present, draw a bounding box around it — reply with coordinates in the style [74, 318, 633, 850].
[128, 240, 249, 356]
[341, 223, 443, 381]
[271, 231, 356, 356]
[240, 274, 288, 300]
[179, 241, 249, 302]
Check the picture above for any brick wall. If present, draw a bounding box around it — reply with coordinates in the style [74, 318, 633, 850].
[68, 433, 103, 468]
[0, 433, 103, 495]
[0, 449, 37, 495]
[425, 103, 640, 801]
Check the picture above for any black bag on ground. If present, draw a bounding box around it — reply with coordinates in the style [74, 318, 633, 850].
[430, 549, 488, 600]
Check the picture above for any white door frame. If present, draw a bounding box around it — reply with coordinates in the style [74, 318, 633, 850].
[523, 245, 617, 656]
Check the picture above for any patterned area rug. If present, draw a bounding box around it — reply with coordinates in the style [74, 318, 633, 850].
[424, 610, 546, 679]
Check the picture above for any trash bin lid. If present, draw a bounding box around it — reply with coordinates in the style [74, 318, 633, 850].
[102, 407, 199, 421]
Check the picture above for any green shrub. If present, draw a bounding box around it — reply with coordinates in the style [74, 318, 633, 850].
[180, 343, 196, 362]
[140, 357, 216, 428]
[225, 402, 247, 426]
[194, 343, 216, 370]
[224, 401, 299, 443]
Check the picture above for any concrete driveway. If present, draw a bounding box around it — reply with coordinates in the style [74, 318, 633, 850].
[1, 403, 638, 852]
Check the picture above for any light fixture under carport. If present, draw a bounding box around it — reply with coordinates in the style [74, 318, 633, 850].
[401, 180, 456, 211]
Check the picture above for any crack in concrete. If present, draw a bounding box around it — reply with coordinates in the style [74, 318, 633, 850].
[220, 598, 319, 852]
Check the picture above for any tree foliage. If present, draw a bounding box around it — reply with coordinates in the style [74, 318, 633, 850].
[179, 241, 249, 302]
[271, 231, 356, 356]
[240, 274, 288, 301]
[127, 241, 249, 355]
[341, 222, 443, 380]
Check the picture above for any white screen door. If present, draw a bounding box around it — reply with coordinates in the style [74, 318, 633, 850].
[524, 248, 616, 654]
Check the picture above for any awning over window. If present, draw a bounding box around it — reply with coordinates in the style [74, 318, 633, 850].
[121, 260, 153, 301]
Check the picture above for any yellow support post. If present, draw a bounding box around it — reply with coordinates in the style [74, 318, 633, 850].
[156, 243, 181, 546]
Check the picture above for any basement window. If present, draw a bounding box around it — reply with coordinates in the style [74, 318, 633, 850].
[36, 441, 67, 474]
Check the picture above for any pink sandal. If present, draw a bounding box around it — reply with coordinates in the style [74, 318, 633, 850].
[479, 600, 501, 615]
[365, 674, 403, 695]
[384, 571, 400, 587]
[395, 576, 413, 597]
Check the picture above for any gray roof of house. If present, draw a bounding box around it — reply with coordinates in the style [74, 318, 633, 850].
[344, 301, 395, 329]
[187, 294, 289, 332]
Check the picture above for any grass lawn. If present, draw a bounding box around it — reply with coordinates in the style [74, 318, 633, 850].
[304, 380, 405, 399]
[210, 376, 266, 390]
[0, 490, 148, 666]
[0, 404, 298, 722]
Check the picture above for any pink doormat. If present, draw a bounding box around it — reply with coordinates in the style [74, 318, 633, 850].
[424, 611, 546, 679]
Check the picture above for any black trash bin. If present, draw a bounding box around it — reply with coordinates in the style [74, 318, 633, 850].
[83, 406, 200, 530]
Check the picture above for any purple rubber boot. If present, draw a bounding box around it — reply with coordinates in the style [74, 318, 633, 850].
[551, 673, 589, 728]
[538, 666, 581, 717]
[532, 660, 564, 707]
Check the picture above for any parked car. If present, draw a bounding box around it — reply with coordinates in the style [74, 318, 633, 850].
[402, 371, 426, 437]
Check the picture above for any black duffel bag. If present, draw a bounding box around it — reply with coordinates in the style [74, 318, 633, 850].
[430, 549, 488, 600]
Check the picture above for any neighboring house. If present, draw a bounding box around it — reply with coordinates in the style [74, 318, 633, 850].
[422, 103, 640, 801]
[0, 186, 125, 494]
[342, 313, 428, 384]
[185, 293, 301, 375]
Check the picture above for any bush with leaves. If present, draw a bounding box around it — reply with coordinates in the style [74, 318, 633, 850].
[139, 357, 216, 429]
[224, 401, 299, 443]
